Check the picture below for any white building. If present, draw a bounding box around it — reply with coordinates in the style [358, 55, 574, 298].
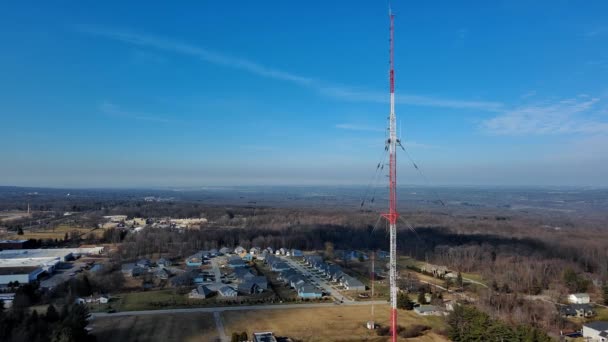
[569, 293, 590, 304]
[583, 321, 608, 342]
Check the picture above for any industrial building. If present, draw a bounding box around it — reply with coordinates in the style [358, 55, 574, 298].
[0, 247, 104, 285]
[0, 239, 35, 250]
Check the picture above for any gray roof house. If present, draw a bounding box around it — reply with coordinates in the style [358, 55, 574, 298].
[228, 256, 247, 268]
[238, 281, 262, 295]
[136, 258, 152, 268]
[155, 268, 172, 280]
[156, 257, 172, 268]
[297, 284, 322, 299]
[190, 285, 214, 299]
[414, 305, 446, 316]
[250, 276, 268, 291]
[341, 275, 365, 291]
[218, 285, 238, 297]
[561, 304, 595, 318]
[583, 321, 608, 342]
[233, 268, 255, 281]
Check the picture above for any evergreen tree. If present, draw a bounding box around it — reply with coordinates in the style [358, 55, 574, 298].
[46, 304, 59, 323]
[417, 292, 426, 304]
[397, 292, 414, 310]
[456, 272, 464, 288]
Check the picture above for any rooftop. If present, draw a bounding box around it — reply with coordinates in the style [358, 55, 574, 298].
[585, 321, 608, 332]
[0, 266, 41, 275]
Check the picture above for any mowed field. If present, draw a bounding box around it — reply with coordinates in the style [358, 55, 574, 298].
[222, 305, 447, 342]
[91, 305, 447, 342]
[92, 313, 218, 342]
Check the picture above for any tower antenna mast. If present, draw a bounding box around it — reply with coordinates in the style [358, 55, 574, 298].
[381, 8, 399, 342]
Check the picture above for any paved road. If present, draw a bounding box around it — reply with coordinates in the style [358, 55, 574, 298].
[213, 311, 228, 342]
[463, 277, 488, 288]
[210, 258, 223, 285]
[281, 256, 354, 303]
[91, 300, 387, 318]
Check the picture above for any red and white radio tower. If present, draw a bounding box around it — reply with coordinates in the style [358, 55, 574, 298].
[381, 9, 399, 342]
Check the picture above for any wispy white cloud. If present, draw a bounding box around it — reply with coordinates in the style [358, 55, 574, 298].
[83, 28, 313, 86]
[322, 87, 503, 111]
[335, 123, 384, 132]
[481, 95, 608, 135]
[585, 26, 608, 38]
[100, 102, 177, 123]
[520, 90, 537, 99]
[83, 28, 502, 112]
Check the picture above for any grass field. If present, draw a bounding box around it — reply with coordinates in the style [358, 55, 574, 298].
[222, 305, 448, 342]
[6, 224, 104, 240]
[92, 313, 217, 342]
[91, 305, 447, 342]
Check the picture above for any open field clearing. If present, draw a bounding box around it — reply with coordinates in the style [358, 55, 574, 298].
[0, 211, 30, 222]
[222, 304, 447, 342]
[91, 305, 447, 342]
[92, 313, 217, 342]
[5, 224, 104, 240]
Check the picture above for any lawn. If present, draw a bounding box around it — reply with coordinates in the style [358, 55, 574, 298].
[91, 313, 217, 342]
[222, 304, 448, 342]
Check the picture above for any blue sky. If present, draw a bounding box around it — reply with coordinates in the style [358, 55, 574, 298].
[1, 1, 607, 187]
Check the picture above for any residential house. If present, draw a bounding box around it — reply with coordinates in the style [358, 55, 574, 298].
[136, 258, 151, 268]
[414, 305, 446, 316]
[186, 255, 203, 267]
[155, 268, 172, 280]
[279, 248, 287, 255]
[250, 276, 268, 291]
[583, 321, 608, 342]
[257, 251, 268, 261]
[209, 248, 218, 257]
[253, 332, 277, 342]
[191, 272, 205, 284]
[218, 285, 238, 297]
[297, 284, 322, 299]
[420, 264, 450, 278]
[219, 247, 232, 255]
[234, 246, 247, 255]
[233, 268, 255, 282]
[242, 253, 253, 262]
[569, 293, 591, 304]
[250, 247, 262, 256]
[290, 249, 303, 257]
[561, 304, 595, 318]
[190, 285, 214, 299]
[303, 255, 323, 265]
[341, 275, 365, 291]
[228, 256, 247, 268]
[130, 266, 146, 277]
[156, 257, 171, 268]
[238, 281, 262, 295]
[270, 262, 290, 272]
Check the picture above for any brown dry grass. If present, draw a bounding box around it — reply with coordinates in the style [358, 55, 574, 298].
[6, 224, 104, 240]
[222, 304, 448, 342]
[92, 313, 218, 342]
